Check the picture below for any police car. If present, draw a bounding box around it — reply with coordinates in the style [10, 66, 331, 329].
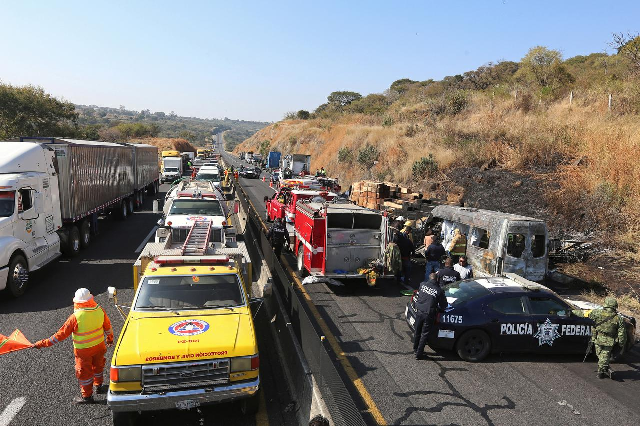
[405, 273, 636, 362]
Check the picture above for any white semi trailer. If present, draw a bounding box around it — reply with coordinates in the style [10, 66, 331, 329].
[0, 138, 159, 297]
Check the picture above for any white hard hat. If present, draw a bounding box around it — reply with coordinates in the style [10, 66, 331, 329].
[73, 288, 93, 303]
[396, 216, 405, 222]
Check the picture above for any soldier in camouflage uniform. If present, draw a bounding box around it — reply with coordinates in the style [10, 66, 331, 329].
[589, 297, 627, 379]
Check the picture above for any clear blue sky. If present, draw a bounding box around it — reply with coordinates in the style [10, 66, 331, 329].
[1, 1, 637, 122]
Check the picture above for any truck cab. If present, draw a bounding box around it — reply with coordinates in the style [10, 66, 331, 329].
[157, 182, 233, 247]
[107, 253, 260, 424]
[264, 187, 336, 223]
[161, 157, 183, 183]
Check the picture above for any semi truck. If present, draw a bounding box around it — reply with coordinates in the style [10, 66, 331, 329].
[281, 154, 311, 176]
[0, 138, 159, 297]
[266, 151, 281, 169]
[161, 156, 183, 183]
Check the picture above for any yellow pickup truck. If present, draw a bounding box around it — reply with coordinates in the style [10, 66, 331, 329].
[106, 254, 260, 425]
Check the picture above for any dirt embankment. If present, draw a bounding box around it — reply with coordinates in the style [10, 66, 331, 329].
[235, 97, 640, 314]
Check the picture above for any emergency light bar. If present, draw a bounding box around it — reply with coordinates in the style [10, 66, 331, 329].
[154, 255, 230, 265]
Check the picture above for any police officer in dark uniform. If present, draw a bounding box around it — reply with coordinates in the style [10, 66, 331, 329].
[436, 257, 461, 286]
[413, 273, 447, 359]
[267, 218, 290, 257]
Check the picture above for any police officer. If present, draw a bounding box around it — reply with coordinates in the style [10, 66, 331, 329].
[589, 297, 627, 379]
[267, 218, 289, 257]
[436, 257, 461, 286]
[413, 273, 447, 359]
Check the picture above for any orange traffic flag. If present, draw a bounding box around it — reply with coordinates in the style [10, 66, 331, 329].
[0, 329, 32, 355]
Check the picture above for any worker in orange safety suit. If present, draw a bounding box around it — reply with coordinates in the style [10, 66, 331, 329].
[33, 288, 114, 404]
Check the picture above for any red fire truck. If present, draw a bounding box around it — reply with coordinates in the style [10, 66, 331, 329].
[293, 201, 390, 279]
[264, 187, 336, 223]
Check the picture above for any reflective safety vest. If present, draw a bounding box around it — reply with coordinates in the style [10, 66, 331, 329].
[72, 306, 105, 349]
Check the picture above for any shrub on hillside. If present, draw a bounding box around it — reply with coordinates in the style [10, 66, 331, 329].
[347, 94, 390, 115]
[446, 90, 469, 115]
[337, 147, 354, 163]
[297, 110, 310, 120]
[357, 144, 379, 169]
[412, 155, 438, 179]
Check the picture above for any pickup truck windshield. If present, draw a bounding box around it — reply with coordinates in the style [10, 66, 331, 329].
[135, 274, 244, 310]
[169, 199, 223, 216]
[0, 192, 15, 217]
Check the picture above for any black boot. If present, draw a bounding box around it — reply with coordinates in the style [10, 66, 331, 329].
[73, 395, 94, 404]
[597, 372, 606, 379]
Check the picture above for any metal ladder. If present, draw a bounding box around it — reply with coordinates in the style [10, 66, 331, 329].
[181, 220, 212, 255]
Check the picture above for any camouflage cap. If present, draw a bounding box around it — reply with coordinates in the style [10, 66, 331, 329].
[604, 297, 618, 309]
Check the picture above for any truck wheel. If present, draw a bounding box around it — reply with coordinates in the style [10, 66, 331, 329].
[6, 254, 29, 297]
[66, 226, 81, 257]
[456, 329, 491, 362]
[297, 245, 307, 278]
[265, 211, 271, 223]
[240, 389, 261, 415]
[127, 197, 135, 214]
[112, 411, 137, 426]
[80, 221, 91, 249]
[116, 200, 128, 220]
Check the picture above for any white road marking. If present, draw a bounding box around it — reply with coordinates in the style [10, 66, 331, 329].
[0, 397, 26, 426]
[135, 226, 158, 253]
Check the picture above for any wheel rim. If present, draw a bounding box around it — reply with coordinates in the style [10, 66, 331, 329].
[297, 247, 303, 270]
[464, 335, 486, 356]
[73, 236, 80, 252]
[12, 262, 28, 290]
[83, 231, 90, 245]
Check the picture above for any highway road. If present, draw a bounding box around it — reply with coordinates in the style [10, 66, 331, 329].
[222, 149, 640, 426]
[0, 184, 296, 426]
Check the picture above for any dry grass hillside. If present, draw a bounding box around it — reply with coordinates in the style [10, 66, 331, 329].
[235, 89, 640, 310]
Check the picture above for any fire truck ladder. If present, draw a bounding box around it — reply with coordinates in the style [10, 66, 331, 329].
[181, 220, 212, 255]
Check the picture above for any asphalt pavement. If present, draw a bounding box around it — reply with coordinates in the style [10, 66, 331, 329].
[0, 184, 296, 426]
[222, 150, 640, 426]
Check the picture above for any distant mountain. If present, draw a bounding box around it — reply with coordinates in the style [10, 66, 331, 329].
[75, 104, 269, 149]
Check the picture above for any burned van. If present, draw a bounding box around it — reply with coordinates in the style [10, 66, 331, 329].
[428, 206, 548, 281]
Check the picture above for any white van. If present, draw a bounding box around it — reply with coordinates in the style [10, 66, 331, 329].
[427, 206, 548, 281]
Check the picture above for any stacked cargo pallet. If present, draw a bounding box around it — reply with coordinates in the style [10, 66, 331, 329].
[350, 181, 390, 210]
[351, 179, 441, 217]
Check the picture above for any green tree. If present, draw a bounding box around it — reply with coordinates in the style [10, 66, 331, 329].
[327, 91, 362, 107]
[518, 46, 566, 87]
[0, 83, 78, 139]
[611, 32, 640, 74]
[296, 110, 310, 120]
[179, 130, 197, 142]
[390, 78, 417, 94]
